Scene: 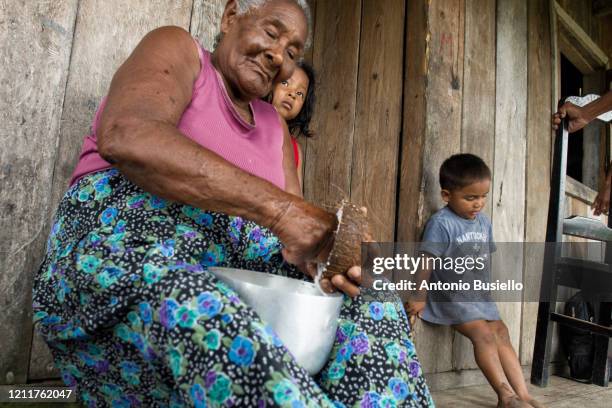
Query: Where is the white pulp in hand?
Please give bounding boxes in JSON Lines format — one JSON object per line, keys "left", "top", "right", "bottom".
{"left": 315, "top": 262, "right": 328, "bottom": 296}
{"left": 314, "top": 206, "right": 345, "bottom": 295}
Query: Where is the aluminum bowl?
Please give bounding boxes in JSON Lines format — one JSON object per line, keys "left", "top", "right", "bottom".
{"left": 208, "top": 267, "right": 343, "bottom": 375}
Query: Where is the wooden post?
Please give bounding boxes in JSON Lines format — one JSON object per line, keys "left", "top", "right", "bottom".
{"left": 491, "top": 0, "right": 528, "bottom": 354}
{"left": 453, "top": 0, "right": 496, "bottom": 371}
{"left": 0, "top": 1, "right": 79, "bottom": 385}
{"left": 521, "top": 0, "right": 552, "bottom": 366}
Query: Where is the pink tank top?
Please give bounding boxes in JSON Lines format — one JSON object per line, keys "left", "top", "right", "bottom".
{"left": 70, "top": 42, "right": 285, "bottom": 189}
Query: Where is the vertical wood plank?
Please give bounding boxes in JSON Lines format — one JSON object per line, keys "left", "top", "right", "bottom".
{"left": 520, "top": 0, "right": 552, "bottom": 366}
{"left": 350, "top": 0, "right": 405, "bottom": 241}
{"left": 32, "top": 0, "right": 193, "bottom": 381}
{"left": 396, "top": 0, "right": 428, "bottom": 242}
{"left": 460, "top": 0, "right": 496, "bottom": 203}
{"left": 492, "top": 0, "right": 528, "bottom": 352}
{"left": 413, "top": 0, "right": 465, "bottom": 374}
{"left": 304, "top": 0, "right": 362, "bottom": 207}
{"left": 421, "top": 0, "right": 465, "bottom": 216}
{"left": 0, "top": 0, "right": 79, "bottom": 384}
{"left": 190, "top": 0, "right": 226, "bottom": 51}
{"left": 453, "top": 0, "right": 496, "bottom": 371}
{"left": 294, "top": 0, "right": 315, "bottom": 185}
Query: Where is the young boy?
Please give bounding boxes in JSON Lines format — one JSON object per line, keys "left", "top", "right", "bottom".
{"left": 406, "top": 154, "right": 544, "bottom": 408}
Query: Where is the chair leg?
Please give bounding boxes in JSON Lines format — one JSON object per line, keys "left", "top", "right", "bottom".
{"left": 592, "top": 302, "right": 611, "bottom": 386}
{"left": 531, "top": 301, "right": 556, "bottom": 387}
{"left": 532, "top": 252, "right": 561, "bottom": 387}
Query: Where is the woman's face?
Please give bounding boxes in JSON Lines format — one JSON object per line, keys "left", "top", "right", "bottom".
{"left": 216, "top": 0, "right": 308, "bottom": 102}
{"left": 272, "top": 67, "right": 309, "bottom": 120}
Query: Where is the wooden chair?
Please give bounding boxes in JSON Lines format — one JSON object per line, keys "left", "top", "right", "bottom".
{"left": 531, "top": 119, "right": 612, "bottom": 387}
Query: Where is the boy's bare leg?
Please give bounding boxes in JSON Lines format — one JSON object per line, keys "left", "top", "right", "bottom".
{"left": 454, "top": 320, "right": 530, "bottom": 408}
{"left": 489, "top": 320, "right": 545, "bottom": 408}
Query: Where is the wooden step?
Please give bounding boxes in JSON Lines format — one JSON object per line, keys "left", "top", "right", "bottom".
{"left": 563, "top": 215, "right": 612, "bottom": 241}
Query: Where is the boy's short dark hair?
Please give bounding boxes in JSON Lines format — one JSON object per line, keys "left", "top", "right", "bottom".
{"left": 439, "top": 153, "right": 491, "bottom": 191}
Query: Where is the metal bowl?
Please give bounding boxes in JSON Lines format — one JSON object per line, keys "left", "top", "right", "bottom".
{"left": 208, "top": 267, "right": 343, "bottom": 375}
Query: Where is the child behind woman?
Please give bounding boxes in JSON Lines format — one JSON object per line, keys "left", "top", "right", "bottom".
{"left": 269, "top": 61, "right": 316, "bottom": 189}
{"left": 406, "top": 154, "right": 544, "bottom": 408}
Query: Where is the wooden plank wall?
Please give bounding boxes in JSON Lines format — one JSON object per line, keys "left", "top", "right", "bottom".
{"left": 411, "top": 0, "right": 465, "bottom": 375}
{"left": 304, "top": 1, "right": 362, "bottom": 209}
{"left": 396, "top": 0, "right": 428, "bottom": 244}
{"left": 7, "top": 0, "right": 608, "bottom": 390}
{"left": 453, "top": 0, "right": 496, "bottom": 371}
{"left": 491, "top": 0, "right": 528, "bottom": 354}
{"left": 0, "top": 0, "right": 225, "bottom": 384}
{"left": 521, "top": 0, "right": 552, "bottom": 365}
{"left": 0, "top": 1, "right": 79, "bottom": 385}
{"left": 350, "top": 0, "right": 405, "bottom": 242}
{"left": 397, "top": 0, "right": 552, "bottom": 381}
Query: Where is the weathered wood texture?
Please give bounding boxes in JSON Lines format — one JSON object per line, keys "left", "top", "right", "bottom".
{"left": 291, "top": 0, "right": 315, "bottom": 185}
{"left": 421, "top": 0, "right": 465, "bottom": 217}
{"left": 29, "top": 0, "right": 210, "bottom": 381}
{"left": 411, "top": 0, "right": 466, "bottom": 374}
{"left": 555, "top": 1, "right": 608, "bottom": 74}
{"left": 191, "top": 0, "right": 226, "bottom": 51}
{"left": 304, "top": 0, "right": 361, "bottom": 207}
{"left": 350, "top": 0, "right": 405, "bottom": 241}
{"left": 492, "top": 0, "right": 528, "bottom": 354}
{"left": 452, "top": 0, "right": 496, "bottom": 371}
{"left": 558, "top": 0, "right": 606, "bottom": 51}
{"left": 396, "top": 0, "right": 428, "bottom": 243}
{"left": 0, "top": 0, "right": 79, "bottom": 385}
{"left": 520, "top": 0, "right": 552, "bottom": 366}
{"left": 460, "top": 0, "right": 496, "bottom": 203}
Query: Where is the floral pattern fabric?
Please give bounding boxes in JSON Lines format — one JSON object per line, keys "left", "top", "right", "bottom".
{"left": 33, "top": 170, "right": 434, "bottom": 407}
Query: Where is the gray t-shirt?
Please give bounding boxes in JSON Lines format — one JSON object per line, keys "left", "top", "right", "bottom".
{"left": 417, "top": 206, "right": 500, "bottom": 325}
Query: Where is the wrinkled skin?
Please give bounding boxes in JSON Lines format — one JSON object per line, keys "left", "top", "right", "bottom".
{"left": 96, "top": 0, "right": 361, "bottom": 296}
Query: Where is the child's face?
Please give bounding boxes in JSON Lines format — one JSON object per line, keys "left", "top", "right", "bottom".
{"left": 442, "top": 178, "right": 491, "bottom": 220}
{"left": 271, "top": 67, "right": 309, "bottom": 120}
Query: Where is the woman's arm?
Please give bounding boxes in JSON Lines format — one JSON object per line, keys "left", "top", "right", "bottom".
{"left": 593, "top": 161, "right": 612, "bottom": 216}
{"left": 97, "top": 26, "right": 335, "bottom": 266}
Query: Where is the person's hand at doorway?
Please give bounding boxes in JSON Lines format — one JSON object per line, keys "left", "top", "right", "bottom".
{"left": 552, "top": 90, "right": 612, "bottom": 133}
{"left": 592, "top": 162, "right": 612, "bottom": 216}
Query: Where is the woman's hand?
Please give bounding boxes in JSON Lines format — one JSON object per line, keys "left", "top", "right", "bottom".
{"left": 272, "top": 199, "right": 336, "bottom": 264}
{"left": 552, "top": 102, "right": 589, "bottom": 133}
{"left": 323, "top": 266, "right": 362, "bottom": 298}
{"left": 299, "top": 262, "right": 362, "bottom": 298}
{"left": 275, "top": 202, "right": 366, "bottom": 297}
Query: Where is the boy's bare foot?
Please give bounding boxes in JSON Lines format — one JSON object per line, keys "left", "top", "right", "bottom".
{"left": 497, "top": 395, "right": 532, "bottom": 408}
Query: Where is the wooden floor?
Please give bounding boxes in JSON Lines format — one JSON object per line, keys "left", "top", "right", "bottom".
{"left": 1, "top": 375, "right": 609, "bottom": 407}
{"left": 431, "top": 375, "right": 612, "bottom": 407}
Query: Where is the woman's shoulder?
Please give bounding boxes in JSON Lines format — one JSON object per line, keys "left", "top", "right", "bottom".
{"left": 252, "top": 99, "right": 284, "bottom": 130}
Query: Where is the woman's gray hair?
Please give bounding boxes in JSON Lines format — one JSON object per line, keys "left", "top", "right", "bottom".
{"left": 214, "top": 0, "right": 312, "bottom": 50}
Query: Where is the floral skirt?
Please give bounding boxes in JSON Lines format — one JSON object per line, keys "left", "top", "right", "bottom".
{"left": 32, "top": 169, "right": 434, "bottom": 407}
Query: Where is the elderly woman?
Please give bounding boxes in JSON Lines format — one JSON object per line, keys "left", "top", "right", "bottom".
{"left": 33, "top": 0, "right": 433, "bottom": 406}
